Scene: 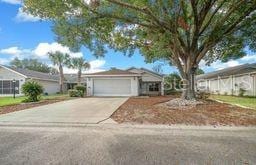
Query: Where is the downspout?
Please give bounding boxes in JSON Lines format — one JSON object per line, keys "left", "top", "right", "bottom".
{"left": 231, "top": 75, "right": 233, "bottom": 96}
{"left": 161, "top": 76, "right": 165, "bottom": 96}
{"left": 218, "top": 76, "right": 220, "bottom": 94}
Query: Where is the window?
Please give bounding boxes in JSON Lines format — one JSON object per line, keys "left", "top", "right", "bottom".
{"left": 148, "top": 83, "right": 159, "bottom": 92}
{"left": 0, "top": 80, "right": 19, "bottom": 94}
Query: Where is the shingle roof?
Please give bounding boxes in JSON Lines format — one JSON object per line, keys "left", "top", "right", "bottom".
{"left": 85, "top": 68, "right": 139, "bottom": 76}
{"left": 196, "top": 63, "right": 256, "bottom": 80}
{"left": 2, "top": 65, "right": 60, "bottom": 81}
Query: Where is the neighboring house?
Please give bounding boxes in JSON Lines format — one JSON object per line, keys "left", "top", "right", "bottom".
{"left": 0, "top": 65, "right": 65, "bottom": 96}
{"left": 85, "top": 67, "right": 164, "bottom": 96}
{"left": 64, "top": 74, "right": 87, "bottom": 89}
{"left": 196, "top": 63, "right": 256, "bottom": 96}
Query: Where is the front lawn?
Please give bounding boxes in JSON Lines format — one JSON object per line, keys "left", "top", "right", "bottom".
{"left": 0, "top": 94, "right": 72, "bottom": 115}
{"left": 0, "top": 94, "right": 69, "bottom": 107}
{"left": 210, "top": 95, "right": 256, "bottom": 110}
{"left": 111, "top": 96, "right": 256, "bottom": 126}
{"left": 0, "top": 96, "right": 26, "bottom": 106}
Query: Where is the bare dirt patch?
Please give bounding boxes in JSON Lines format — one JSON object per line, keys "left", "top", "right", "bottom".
{"left": 0, "top": 97, "right": 72, "bottom": 115}
{"left": 111, "top": 96, "right": 256, "bottom": 126}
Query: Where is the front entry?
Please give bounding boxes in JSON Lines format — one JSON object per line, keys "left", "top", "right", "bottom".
{"left": 139, "top": 82, "right": 161, "bottom": 96}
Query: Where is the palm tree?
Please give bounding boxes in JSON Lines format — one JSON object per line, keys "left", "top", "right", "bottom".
{"left": 70, "top": 57, "right": 90, "bottom": 85}
{"left": 48, "top": 51, "right": 70, "bottom": 93}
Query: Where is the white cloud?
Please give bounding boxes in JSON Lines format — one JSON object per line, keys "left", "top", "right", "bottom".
{"left": 62, "top": 59, "right": 106, "bottom": 74}
{"left": 0, "top": 0, "right": 21, "bottom": 5}
{"left": 15, "top": 7, "right": 40, "bottom": 22}
{"left": 0, "top": 58, "right": 9, "bottom": 65}
{"left": 0, "top": 43, "right": 106, "bottom": 74}
{"left": 0, "top": 47, "right": 23, "bottom": 55}
{"left": 200, "top": 60, "right": 240, "bottom": 71}
{"left": 200, "top": 54, "right": 256, "bottom": 72}
{"left": 87, "top": 60, "right": 106, "bottom": 73}
{"left": 33, "top": 42, "right": 83, "bottom": 58}
{"left": 0, "top": 42, "right": 84, "bottom": 59}
{"left": 240, "top": 54, "right": 256, "bottom": 61}
{"left": 89, "top": 60, "right": 106, "bottom": 69}
{"left": 0, "top": 46, "right": 32, "bottom": 60}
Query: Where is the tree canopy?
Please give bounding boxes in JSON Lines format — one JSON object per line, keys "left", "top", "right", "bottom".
{"left": 24, "top": 0, "right": 256, "bottom": 99}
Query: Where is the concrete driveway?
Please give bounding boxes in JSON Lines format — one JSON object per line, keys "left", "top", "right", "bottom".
{"left": 0, "top": 97, "right": 128, "bottom": 124}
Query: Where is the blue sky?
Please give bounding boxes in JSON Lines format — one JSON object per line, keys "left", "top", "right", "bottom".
{"left": 0, "top": 0, "right": 255, "bottom": 74}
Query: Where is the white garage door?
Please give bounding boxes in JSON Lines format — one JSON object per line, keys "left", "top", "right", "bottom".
{"left": 93, "top": 79, "right": 131, "bottom": 96}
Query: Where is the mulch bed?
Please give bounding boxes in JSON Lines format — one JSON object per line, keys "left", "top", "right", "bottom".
{"left": 111, "top": 95, "right": 256, "bottom": 126}
{"left": 0, "top": 97, "right": 71, "bottom": 115}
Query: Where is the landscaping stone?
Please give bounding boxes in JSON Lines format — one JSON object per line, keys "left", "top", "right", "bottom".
{"left": 165, "top": 98, "right": 203, "bottom": 109}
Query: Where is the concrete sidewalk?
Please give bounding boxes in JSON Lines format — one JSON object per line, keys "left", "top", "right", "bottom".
{"left": 0, "top": 97, "right": 128, "bottom": 124}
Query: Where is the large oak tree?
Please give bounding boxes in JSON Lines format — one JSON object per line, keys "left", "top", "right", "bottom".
{"left": 24, "top": 0, "right": 256, "bottom": 100}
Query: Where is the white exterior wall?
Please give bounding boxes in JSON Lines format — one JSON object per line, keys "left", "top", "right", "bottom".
{"left": 129, "top": 68, "right": 164, "bottom": 95}
{"left": 0, "top": 67, "right": 26, "bottom": 96}
{"left": 86, "top": 76, "right": 139, "bottom": 96}
{"left": 197, "top": 72, "right": 256, "bottom": 96}
{"left": 209, "top": 79, "right": 218, "bottom": 94}
{"left": 33, "top": 79, "right": 60, "bottom": 94}
{"left": 219, "top": 77, "right": 233, "bottom": 95}
{"left": 233, "top": 74, "right": 254, "bottom": 96}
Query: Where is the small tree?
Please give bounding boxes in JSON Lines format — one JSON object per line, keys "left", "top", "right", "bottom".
{"left": 22, "top": 80, "right": 44, "bottom": 102}
{"left": 69, "top": 57, "right": 90, "bottom": 85}
{"left": 48, "top": 51, "right": 70, "bottom": 93}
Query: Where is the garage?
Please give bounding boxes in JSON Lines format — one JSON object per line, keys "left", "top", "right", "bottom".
{"left": 85, "top": 68, "right": 140, "bottom": 97}
{"left": 93, "top": 79, "right": 131, "bottom": 96}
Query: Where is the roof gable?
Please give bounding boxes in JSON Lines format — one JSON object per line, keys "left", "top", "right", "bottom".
{"left": 85, "top": 68, "right": 139, "bottom": 76}
{"left": 1, "top": 65, "right": 60, "bottom": 82}
{"left": 127, "top": 67, "right": 163, "bottom": 78}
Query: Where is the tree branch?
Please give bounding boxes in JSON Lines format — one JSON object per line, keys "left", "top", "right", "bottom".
{"left": 106, "top": 0, "right": 170, "bottom": 30}
{"left": 199, "top": 0, "right": 227, "bottom": 35}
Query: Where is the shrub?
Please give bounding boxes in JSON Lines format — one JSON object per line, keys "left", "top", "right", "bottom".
{"left": 196, "top": 91, "right": 210, "bottom": 100}
{"left": 68, "top": 89, "right": 83, "bottom": 97}
{"left": 238, "top": 88, "right": 246, "bottom": 97}
{"left": 21, "top": 80, "right": 44, "bottom": 102}
{"left": 74, "top": 85, "right": 86, "bottom": 97}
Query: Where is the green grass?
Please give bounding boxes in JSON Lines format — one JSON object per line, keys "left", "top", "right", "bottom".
{"left": 210, "top": 95, "right": 256, "bottom": 110}
{"left": 0, "top": 94, "right": 69, "bottom": 107}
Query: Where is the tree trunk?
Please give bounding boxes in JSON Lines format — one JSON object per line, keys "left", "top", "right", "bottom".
{"left": 59, "top": 65, "right": 64, "bottom": 94}
{"left": 181, "top": 68, "right": 197, "bottom": 100}
{"left": 77, "top": 69, "right": 82, "bottom": 85}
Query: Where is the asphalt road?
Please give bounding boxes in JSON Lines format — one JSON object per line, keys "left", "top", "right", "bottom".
{"left": 0, "top": 125, "right": 255, "bottom": 165}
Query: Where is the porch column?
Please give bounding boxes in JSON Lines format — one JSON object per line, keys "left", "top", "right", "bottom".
{"left": 161, "top": 77, "right": 164, "bottom": 95}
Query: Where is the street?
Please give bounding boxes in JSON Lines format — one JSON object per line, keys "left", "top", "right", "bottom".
{"left": 0, "top": 125, "right": 255, "bottom": 165}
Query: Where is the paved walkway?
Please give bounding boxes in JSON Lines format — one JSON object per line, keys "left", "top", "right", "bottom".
{"left": 0, "top": 97, "right": 128, "bottom": 124}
